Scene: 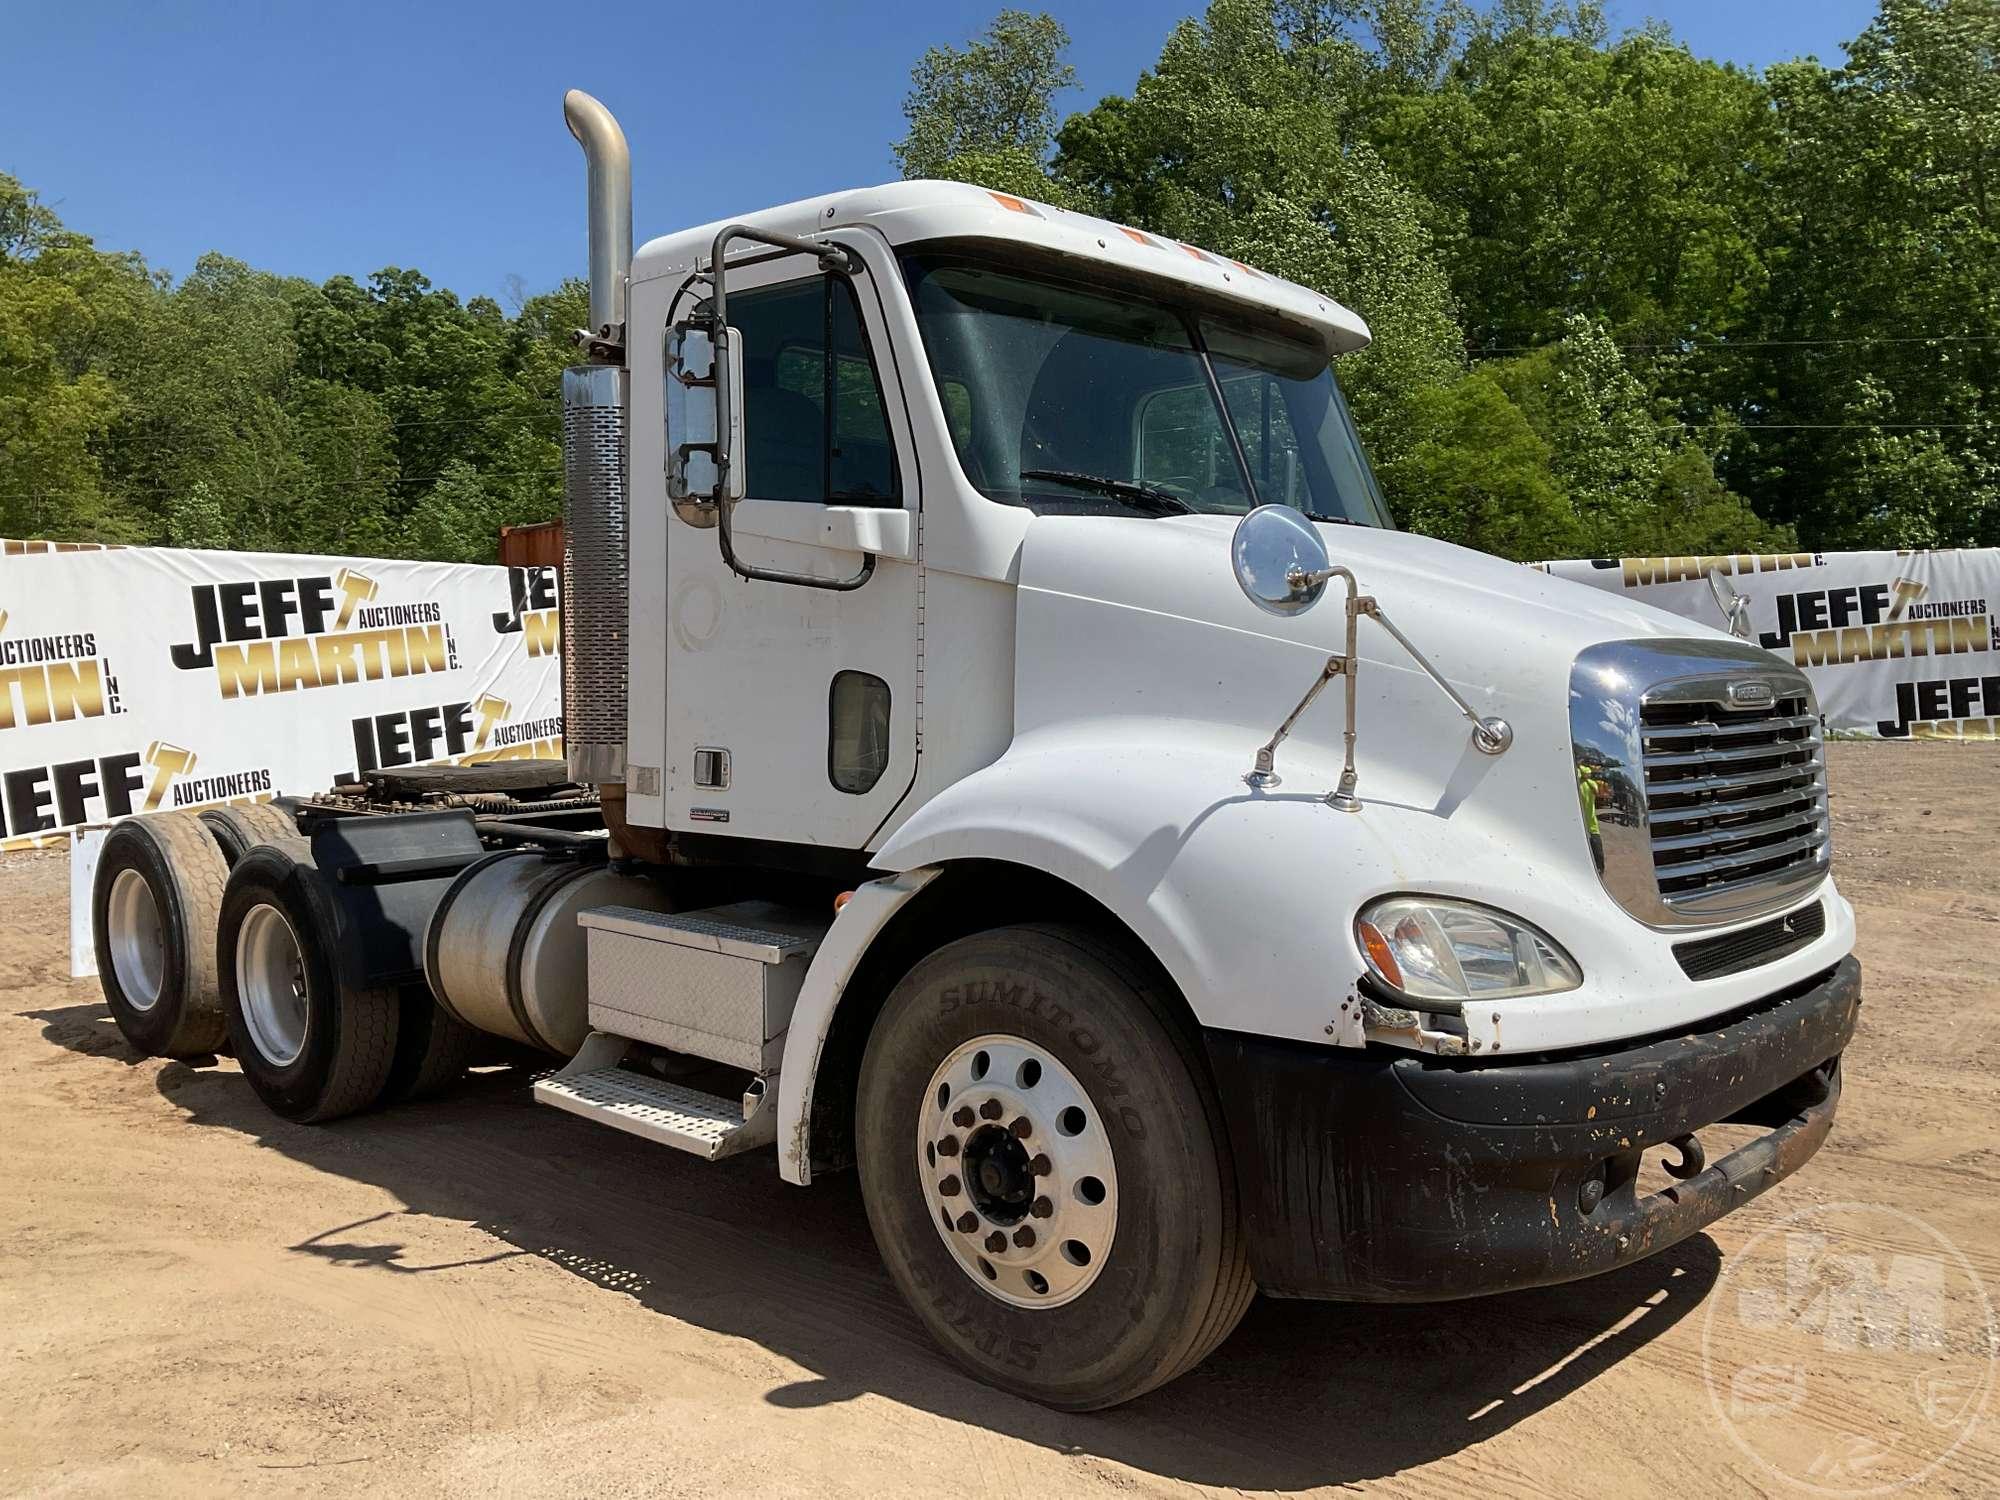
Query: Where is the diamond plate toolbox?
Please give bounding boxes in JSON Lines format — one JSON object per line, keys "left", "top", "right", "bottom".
{"left": 578, "top": 901, "right": 824, "bottom": 1071}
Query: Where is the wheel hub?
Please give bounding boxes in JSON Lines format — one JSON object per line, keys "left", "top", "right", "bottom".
{"left": 917, "top": 1035, "right": 1119, "bottom": 1309}
{"left": 963, "top": 1125, "right": 1033, "bottom": 1224}
{"left": 237, "top": 902, "right": 309, "bottom": 1067}
{"left": 106, "top": 868, "right": 167, "bottom": 1012}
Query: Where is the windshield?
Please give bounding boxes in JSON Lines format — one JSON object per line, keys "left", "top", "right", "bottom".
{"left": 901, "top": 251, "right": 1392, "bottom": 527}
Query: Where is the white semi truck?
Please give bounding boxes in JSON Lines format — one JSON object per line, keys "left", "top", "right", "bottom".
{"left": 88, "top": 91, "right": 1861, "bottom": 1410}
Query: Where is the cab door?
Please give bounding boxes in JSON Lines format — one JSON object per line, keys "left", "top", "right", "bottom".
{"left": 661, "top": 236, "right": 920, "bottom": 849}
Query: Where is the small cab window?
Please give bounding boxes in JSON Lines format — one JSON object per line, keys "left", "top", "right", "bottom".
{"left": 729, "top": 275, "right": 900, "bottom": 506}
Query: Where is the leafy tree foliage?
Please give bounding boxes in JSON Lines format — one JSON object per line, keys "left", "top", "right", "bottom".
{"left": 3, "top": 2, "right": 1991, "bottom": 564}
{"left": 895, "top": 10, "right": 1078, "bottom": 181}
{"left": 897, "top": 0, "right": 1994, "bottom": 559}
{"left": 0, "top": 174, "right": 574, "bottom": 561}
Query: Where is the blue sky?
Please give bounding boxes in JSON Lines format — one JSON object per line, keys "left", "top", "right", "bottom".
{"left": 7, "top": 1, "right": 1879, "bottom": 305}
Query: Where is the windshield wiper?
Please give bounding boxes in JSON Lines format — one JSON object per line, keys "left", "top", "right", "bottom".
{"left": 1018, "top": 469, "right": 1195, "bottom": 515}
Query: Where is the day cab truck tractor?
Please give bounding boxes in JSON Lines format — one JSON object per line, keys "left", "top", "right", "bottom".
{"left": 88, "top": 90, "right": 1862, "bottom": 1411}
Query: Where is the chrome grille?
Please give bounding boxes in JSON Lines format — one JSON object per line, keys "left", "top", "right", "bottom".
{"left": 1570, "top": 638, "right": 1834, "bottom": 928}
{"left": 1641, "top": 692, "right": 1828, "bottom": 915}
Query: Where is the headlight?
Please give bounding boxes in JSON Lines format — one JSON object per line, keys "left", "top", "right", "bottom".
{"left": 1355, "top": 897, "right": 1581, "bottom": 1007}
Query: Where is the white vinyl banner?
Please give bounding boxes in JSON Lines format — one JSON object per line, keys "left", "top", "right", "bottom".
{"left": 0, "top": 538, "right": 564, "bottom": 850}
{"left": 1539, "top": 548, "right": 2000, "bottom": 739}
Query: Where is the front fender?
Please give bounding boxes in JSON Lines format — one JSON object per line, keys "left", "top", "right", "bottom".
{"left": 873, "top": 729, "right": 1381, "bottom": 1050}
{"left": 868, "top": 722, "right": 1856, "bottom": 1061}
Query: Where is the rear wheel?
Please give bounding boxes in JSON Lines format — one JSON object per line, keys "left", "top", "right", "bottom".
{"left": 198, "top": 802, "right": 297, "bottom": 866}
{"left": 384, "top": 986, "right": 477, "bottom": 1103}
{"left": 92, "top": 812, "right": 230, "bottom": 1058}
{"left": 855, "top": 924, "right": 1252, "bottom": 1410}
{"left": 218, "top": 838, "right": 399, "bottom": 1122}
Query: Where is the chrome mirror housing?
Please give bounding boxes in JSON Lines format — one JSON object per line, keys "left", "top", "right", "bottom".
{"left": 1707, "top": 567, "right": 1753, "bottom": 640}
{"left": 665, "top": 321, "right": 745, "bottom": 510}
{"left": 1232, "top": 505, "right": 1330, "bottom": 616}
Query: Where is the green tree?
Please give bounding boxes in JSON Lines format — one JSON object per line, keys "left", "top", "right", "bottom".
{"left": 895, "top": 10, "right": 1077, "bottom": 182}
{"left": 1723, "top": 0, "right": 1999, "bottom": 546}
{"left": 1057, "top": 0, "right": 1466, "bottom": 473}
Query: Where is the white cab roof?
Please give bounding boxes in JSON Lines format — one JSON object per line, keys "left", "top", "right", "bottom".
{"left": 629, "top": 180, "right": 1372, "bottom": 357}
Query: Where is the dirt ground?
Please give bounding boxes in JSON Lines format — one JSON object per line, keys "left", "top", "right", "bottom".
{"left": 3, "top": 741, "right": 1998, "bottom": 1498}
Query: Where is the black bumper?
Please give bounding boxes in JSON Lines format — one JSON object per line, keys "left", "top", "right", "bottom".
{"left": 1204, "top": 956, "right": 1861, "bottom": 1302}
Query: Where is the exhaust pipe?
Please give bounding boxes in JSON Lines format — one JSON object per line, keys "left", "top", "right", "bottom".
{"left": 559, "top": 90, "right": 631, "bottom": 787}
{"left": 562, "top": 89, "right": 632, "bottom": 343}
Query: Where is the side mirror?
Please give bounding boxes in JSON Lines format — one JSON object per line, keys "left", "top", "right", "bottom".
{"left": 666, "top": 321, "right": 746, "bottom": 505}
{"left": 1231, "top": 505, "right": 1331, "bottom": 616}
{"left": 1707, "top": 567, "right": 1752, "bottom": 639}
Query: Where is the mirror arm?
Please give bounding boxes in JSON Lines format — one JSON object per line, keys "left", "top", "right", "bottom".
{"left": 699, "top": 224, "right": 873, "bottom": 592}
{"left": 1360, "top": 599, "right": 1514, "bottom": 756}
{"left": 1250, "top": 567, "right": 1511, "bottom": 807}
{"left": 1250, "top": 566, "right": 1362, "bottom": 810}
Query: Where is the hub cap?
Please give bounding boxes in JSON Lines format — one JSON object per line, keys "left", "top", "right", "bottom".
{"left": 236, "top": 903, "right": 309, "bottom": 1067}
{"left": 106, "top": 869, "right": 166, "bottom": 1012}
{"left": 918, "top": 1034, "right": 1118, "bottom": 1309}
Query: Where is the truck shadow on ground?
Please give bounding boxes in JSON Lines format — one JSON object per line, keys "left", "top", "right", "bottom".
{"left": 34, "top": 999, "right": 1721, "bottom": 1491}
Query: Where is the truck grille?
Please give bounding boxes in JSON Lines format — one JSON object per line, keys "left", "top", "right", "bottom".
{"left": 1570, "top": 639, "right": 1833, "bottom": 929}
{"left": 1640, "top": 692, "right": 1828, "bottom": 916}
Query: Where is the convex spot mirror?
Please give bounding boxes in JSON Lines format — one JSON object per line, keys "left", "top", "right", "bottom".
{"left": 666, "top": 321, "right": 746, "bottom": 505}
{"left": 1232, "top": 504, "right": 1330, "bottom": 616}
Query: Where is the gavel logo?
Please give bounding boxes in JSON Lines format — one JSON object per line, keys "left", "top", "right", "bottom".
{"left": 1886, "top": 577, "right": 1929, "bottom": 623}
{"left": 473, "top": 695, "right": 512, "bottom": 750}
{"left": 142, "top": 741, "right": 197, "bottom": 811}
{"left": 333, "top": 568, "right": 379, "bottom": 629}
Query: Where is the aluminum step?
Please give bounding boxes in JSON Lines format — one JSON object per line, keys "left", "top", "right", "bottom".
{"left": 532, "top": 1033, "right": 774, "bottom": 1160}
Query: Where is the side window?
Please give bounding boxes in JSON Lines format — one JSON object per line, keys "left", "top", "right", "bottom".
{"left": 1220, "top": 373, "right": 1309, "bottom": 508}
{"left": 1135, "top": 384, "right": 1249, "bottom": 507}
{"left": 731, "top": 275, "right": 901, "bottom": 506}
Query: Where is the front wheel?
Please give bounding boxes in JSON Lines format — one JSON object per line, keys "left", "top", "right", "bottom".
{"left": 855, "top": 924, "right": 1252, "bottom": 1410}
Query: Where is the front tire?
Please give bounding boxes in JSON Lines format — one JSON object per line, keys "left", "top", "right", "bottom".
{"left": 217, "top": 838, "right": 399, "bottom": 1122}
{"left": 856, "top": 924, "right": 1252, "bottom": 1409}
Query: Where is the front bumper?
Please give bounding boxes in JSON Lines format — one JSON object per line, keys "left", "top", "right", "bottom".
{"left": 1204, "top": 956, "right": 1861, "bottom": 1301}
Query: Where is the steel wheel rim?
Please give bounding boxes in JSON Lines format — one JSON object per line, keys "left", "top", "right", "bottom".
{"left": 918, "top": 1033, "right": 1119, "bottom": 1309}
{"left": 237, "top": 903, "right": 309, "bottom": 1067}
{"left": 107, "top": 868, "right": 167, "bottom": 1012}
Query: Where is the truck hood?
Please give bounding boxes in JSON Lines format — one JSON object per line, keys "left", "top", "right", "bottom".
{"left": 1009, "top": 512, "right": 1733, "bottom": 811}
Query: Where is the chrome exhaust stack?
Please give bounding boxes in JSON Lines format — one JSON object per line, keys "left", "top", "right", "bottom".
{"left": 559, "top": 90, "right": 631, "bottom": 786}
{"left": 563, "top": 89, "right": 632, "bottom": 348}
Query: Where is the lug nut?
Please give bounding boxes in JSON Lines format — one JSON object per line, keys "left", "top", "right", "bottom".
{"left": 956, "top": 1212, "right": 978, "bottom": 1233}
{"left": 939, "top": 1175, "right": 961, "bottom": 1197}
{"left": 1013, "top": 1226, "right": 1036, "bottom": 1249}
{"left": 979, "top": 1099, "right": 1004, "bottom": 1121}
{"left": 985, "top": 1231, "right": 1007, "bottom": 1254}
{"left": 1031, "top": 1196, "right": 1054, "bottom": 1219}
{"left": 1029, "top": 1154, "right": 1052, "bottom": 1176}
{"left": 1010, "top": 1116, "right": 1032, "bottom": 1138}
{"left": 952, "top": 1106, "right": 975, "bottom": 1129}
{"left": 937, "top": 1135, "right": 959, "bottom": 1157}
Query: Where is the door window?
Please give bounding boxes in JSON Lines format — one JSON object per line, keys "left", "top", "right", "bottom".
{"left": 731, "top": 275, "right": 900, "bottom": 506}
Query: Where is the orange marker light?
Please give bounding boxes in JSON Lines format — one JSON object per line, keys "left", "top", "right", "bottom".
{"left": 987, "top": 191, "right": 1041, "bottom": 217}
{"left": 1118, "top": 225, "right": 1155, "bottom": 247}
{"left": 1356, "top": 919, "right": 1403, "bottom": 989}
{"left": 834, "top": 890, "right": 855, "bottom": 913}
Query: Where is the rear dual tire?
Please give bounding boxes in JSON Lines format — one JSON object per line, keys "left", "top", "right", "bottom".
{"left": 217, "top": 839, "right": 475, "bottom": 1122}
{"left": 93, "top": 812, "right": 231, "bottom": 1059}
{"left": 198, "top": 802, "right": 298, "bottom": 866}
